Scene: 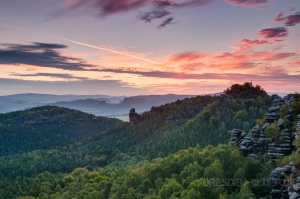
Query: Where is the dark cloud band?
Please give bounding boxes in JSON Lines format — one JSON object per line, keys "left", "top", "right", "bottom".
{"left": 0, "top": 42, "right": 91, "bottom": 71}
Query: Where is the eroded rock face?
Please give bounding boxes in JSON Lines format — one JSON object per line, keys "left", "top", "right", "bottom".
{"left": 271, "top": 94, "right": 283, "bottom": 105}
{"left": 296, "top": 114, "right": 300, "bottom": 129}
{"left": 230, "top": 94, "right": 296, "bottom": 162}
{"left": 251, "top": 125, "right": 261, "bottom": 138}
{"left": 230, "top": 129, "right": 244, "bottom": 142}
{"left": 268, "top": 128, "right": 293, "bottom": 162}
{"left": 266, "top": 112, "right": 279, "bottom": 122}
{"left": 129, "top": 108, "right": 141, "bottom": 126}
{"left": 269, "top": 162, "right": 300, "bottom": 199}
{"left": 229, "top": 94, "right": 299, "bottom": 198}
{"left": 269, "top": 164, "right": 293, "bottom": 199}
{"left": 269, "top": 101, "right": 300, "bottom": 199}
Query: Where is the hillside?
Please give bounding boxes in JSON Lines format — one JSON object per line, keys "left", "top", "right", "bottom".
{"left": 0, "top": 82, "right": 287, "bottom": 199}
{"left": 0, "top": 106, "right": 121, "bottom": 156}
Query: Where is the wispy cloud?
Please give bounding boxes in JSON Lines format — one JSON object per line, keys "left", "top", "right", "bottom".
{"left": 157, "top": 17, "right": 174, "bottom": 29}
{"left": 62, "top": 0, "right": 149, "bottom": 17}
{"left": 171, "top": 52, "right": 207, "bottom": 62}
{"left": 11, "top": 72, "right": 89, "bottom": 80}
{"left": 139, "top": 9, "right": 170, "bottom": 23}
{"left": 237, "top": 39, "right": 270, "bottom": 49}
{"left": 225, "top": 0, "right": 269, "bottom": 7}
{"left": 56, "top": 0, "right": 216, "bottom": 29}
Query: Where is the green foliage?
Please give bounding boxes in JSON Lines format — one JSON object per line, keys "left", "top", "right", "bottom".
{"left": 0, "top": 144, "right": 272, "bottom": 199}
{"left": 0, "top": 106, "right": 121, "bottom": 156}
{"left": 237, "top": 181, "right": 256, "bottom": 199}
{"left": 224, "top": 82, "right": 269, "bottom": 100}
{"left": 234, "top": 110, "right": 248, "bottom": 121}
{"left": 0, "top": 83, "right": 275, "bottom": 199}
{"left": 264, "top": 124, "right": 280, "bottom": 141}
{"left": 279, "top": 93, "right": 300, "bottom": 129}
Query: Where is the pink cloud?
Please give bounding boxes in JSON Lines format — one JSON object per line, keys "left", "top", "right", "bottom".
{"left": 179, "top": 62, "right": 205, "bottom": 71}
{"left": 225, "top": 0, "right": 268, "bottom": 7}
{"left": 273, "top": 11, "right": 300, "bottom": 26}
{"left": 234, "top": 39, "right": 270, "bottom": 49}
{"left": 171, "top": 52, "right": 207, "bottom": 62}
{"left": 252, "top": 51, "right": 297, "bottom": 61}
{"left": 293, "top": 61, "right": 300, "bottom": 65}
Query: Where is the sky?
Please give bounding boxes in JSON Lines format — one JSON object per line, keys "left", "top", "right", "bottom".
{"left": 0, "top": 0, "right": 300, "bottom": 96}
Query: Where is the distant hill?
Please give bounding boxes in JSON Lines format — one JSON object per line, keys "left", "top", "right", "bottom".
{"left": 0, "top": 93, "right": 196, "bottom": 117}
{"left": 0, "top": 106, "right": 121, "bottom": 156}
{"left": 50, "top": 94, "right": 197, "bottom": 116}
{"left": 0, "top": 93, "right": 124, "bottom": 113}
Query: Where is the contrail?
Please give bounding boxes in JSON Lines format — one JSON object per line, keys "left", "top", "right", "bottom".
{"left": 0, "top": 22, "right": 160, "bottom": 65}
{"left": 55, "top": 36, "right": 160, "bottom": 64}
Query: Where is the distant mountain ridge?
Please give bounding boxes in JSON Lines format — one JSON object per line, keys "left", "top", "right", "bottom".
{"left": 0, "top": 93, "right": 198, "bottom": 117}
{"left": 50, "top": 94, "right": 197, "bottom": 116}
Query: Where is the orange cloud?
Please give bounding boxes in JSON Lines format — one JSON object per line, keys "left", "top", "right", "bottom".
{"left": 171, "top": 52, "right": 207, "bottom": 62}
{"left": 179, "top": 62, "right": 205, "bottom": 71}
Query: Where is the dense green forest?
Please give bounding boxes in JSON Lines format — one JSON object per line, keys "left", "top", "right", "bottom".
{"left": 0, "top": 106, "right": 121, "bottom": 156}
{"left": 2, "top": 82, "right": 293, "bottom": 199}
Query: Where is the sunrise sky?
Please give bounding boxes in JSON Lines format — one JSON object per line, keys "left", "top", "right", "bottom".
{"left": 0, "top": 0, "right": 300, "bottom": 96}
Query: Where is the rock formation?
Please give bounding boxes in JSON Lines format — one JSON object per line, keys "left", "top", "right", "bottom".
{"left": 230, "top": 94, "right": 300, "bottom": 198}
{"left": 230, "top": 94, "right": 295, "bottom": 160}
{"left": 269, "top": 114, "right": 300, "bottom": 199}
{"left": 129, "top": 108, "right": 141, "bottom": 126}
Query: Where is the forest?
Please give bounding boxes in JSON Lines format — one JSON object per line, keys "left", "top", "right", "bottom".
{"left": 0, "top": 82, "right": 299, "bottom": 199}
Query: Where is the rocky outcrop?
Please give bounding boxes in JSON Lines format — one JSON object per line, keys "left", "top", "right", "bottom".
{"left": 230, "top": 94, "right": 296, "bottom": 160}
{"left": 269, "top": 161, "right": 300, "bottom": 199}
{"left": 269, "top": 163, "right": 293, "bottom": 199}
{"left": 230, "top": 93, "right": 299, "bottom": 199}
{"left": 129, "top": 108, "right": 141, "bottom": 126}
{"left": 268, "top": 128, "right": 293, "bottom": 162}
{"left": 269, "top": 114, "right": 300, "bottom": 198}
{"left": 271, "top": 94, "right": 283, "bottom": 104}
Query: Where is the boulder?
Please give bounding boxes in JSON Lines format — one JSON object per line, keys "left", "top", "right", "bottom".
{"left": 293, "top": 183, "right": 300, "bottom": 193}
{"left": 270, "top": 189, "right": 289, "bottom": 199}
{"left": 277, "top": 118, "right": 285, "bottom": 128}
{"left": 269, "top": 106, "right": 281, "bottom": 112}
{"left": 290, "top": 192, "right": 300, "bottom": 199}
{"left": 266, "top": 112, "right": 278, "bottom": 121}
{"left": 230, "top": 129, "right": 243, "bottom": 142}
{"left": 251, "top": 125, "right": 261, "bottom": 138}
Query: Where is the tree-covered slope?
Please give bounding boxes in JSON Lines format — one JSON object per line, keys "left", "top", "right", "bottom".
{"left": 0, "top": 83, "right": 272, "bottom": 180}
{"left": 4, "top": 144, "right": 273, "bottom": 199}
{"left": 0, "top": 106, "right": 121, "bottom": 156}
{"left": 0, "top": 83, "right": 275, "bottom": 198}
